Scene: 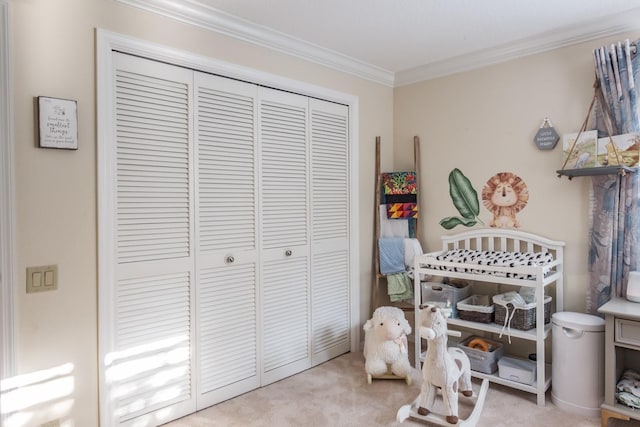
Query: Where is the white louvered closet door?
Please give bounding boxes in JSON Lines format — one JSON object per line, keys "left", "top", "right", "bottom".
{"left": 102, "top": 51, "right": 353, "bottom": 426}
{"left": 309, "top": 99, "right": 351, "bottom": 365}
{"left": 193, "top": 72, "right": 260, "bottom": 408}
{"left": 109, "top": 53, "right": 196, "bottom": 426}
{"left": 258, "top": 87, "right": 312, "bottom": 385}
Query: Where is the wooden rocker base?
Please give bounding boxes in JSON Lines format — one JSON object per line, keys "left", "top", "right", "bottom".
{"left": 396, "top": 379, "right": 489, "bottom": 426}
{"left": 367, "top": 372, "right": 412, "bottom": 385}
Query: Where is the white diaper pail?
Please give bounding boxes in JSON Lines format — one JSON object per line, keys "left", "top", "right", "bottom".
{"left": 551, "top": 312, "right": 605, "bottom": 417}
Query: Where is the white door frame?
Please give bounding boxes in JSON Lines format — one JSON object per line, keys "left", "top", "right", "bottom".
{"left": 97, "top": 29, "right": 360, "bottom": 426}
{"left": 0, "top": 0, "right": 16, "bottom": 422}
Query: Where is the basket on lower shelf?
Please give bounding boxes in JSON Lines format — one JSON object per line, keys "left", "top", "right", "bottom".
{"left": 457, "top": 295, "right": 494, "bottom": 323}
{"left": 458, "top": 335, "right": 504, "bottom": 374}
{"left": 498, "top": 356, "right": 537, "bottom": 385}
{"left": 493, "top": 294, "right": 552, "bottom": 331}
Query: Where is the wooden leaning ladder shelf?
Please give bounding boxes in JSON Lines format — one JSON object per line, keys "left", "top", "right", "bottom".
{"left": 372, "top": 135, "right": 421, "bottom": 313}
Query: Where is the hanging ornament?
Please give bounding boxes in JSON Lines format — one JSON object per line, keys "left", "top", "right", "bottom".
{"left": 534, "top": 117, "right": 559, "bottom": 150}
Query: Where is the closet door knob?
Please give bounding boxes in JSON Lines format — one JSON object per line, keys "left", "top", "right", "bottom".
{"left": 225, "top": 256, "right": 235, "bottom": 264}
{"left": 285, "top": 249, "right": 292, "bottom": 257}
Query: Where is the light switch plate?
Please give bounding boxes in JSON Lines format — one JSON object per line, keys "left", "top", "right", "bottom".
{"left": 26, "top": 265, "right": 58, "bottom": 293}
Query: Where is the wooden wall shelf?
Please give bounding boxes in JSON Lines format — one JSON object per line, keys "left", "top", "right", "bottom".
{"left": 556, "top": 166, "right": 637, "bottom": 180}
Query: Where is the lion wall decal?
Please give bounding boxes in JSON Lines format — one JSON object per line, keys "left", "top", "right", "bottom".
{"left": 481, "top": 172, "right": 529, "bottom": 228}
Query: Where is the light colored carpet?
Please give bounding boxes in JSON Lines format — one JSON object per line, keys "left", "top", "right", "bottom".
{"left": 163, "top": 351, "right": 640, "bottom": 427}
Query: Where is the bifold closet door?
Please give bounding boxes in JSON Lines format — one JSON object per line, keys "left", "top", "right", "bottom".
{"left": 107, "top": 53, "right": 196, "bottom": 426}
{"left": 258, "top": 87, "right": 312, "bottom": 385}
{"left": 309, "top": 99, "right": 351, "bottom": 365}
{"left": 103, "top": 52, "right": 352, "bottom": 426}
{"left": 193, "top": 72, "right": 260, "bottom": 408}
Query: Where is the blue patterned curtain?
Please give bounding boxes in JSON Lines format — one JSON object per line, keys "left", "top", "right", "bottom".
{"left": 586, "top": 39, "right": 640, "bottom": 313}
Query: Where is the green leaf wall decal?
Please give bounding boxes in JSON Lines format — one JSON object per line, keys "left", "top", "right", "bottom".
{"left": 448, "top": 168, "right": 480, "bottom": 219}
{"left": 440, "top": 168, "right": 483, "bottom": 230}
{"left": 439, "top": 216, "right": 478, "bottom": 230}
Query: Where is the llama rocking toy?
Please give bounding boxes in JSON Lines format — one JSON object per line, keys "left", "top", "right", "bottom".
{"left": 397, "top": 304, "right": 489, "bottom": 426}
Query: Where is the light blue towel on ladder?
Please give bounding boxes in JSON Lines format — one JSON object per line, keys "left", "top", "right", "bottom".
{"left": 378, "top": 238, "right": 405, "bottom": 275}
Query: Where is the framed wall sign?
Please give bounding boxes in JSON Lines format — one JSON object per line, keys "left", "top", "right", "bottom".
{"left": 37, "top": 96, "right": 78, "bottom": 150}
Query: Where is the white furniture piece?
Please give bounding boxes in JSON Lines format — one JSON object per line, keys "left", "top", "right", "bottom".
{"left": 413, "top": 229, "right": 565, "bottom": 406}
{"left": 598, "top": 297, "right": 640, "bottom": 427}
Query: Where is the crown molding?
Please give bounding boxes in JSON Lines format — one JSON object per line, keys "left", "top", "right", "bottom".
{"left": 116, "top": 0, "right": 640, "bottom": 88}
{"left": 395, "top": 7, "right": 640, "bottom": 86}
{"left": 115, "top": 0, "right": 395, "bottom": 86}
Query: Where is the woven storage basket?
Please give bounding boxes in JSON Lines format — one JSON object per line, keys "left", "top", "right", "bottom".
{"left": 457, "top": 295, "right": 494, "bottom": 323}
{"left": 493, "top": 295, "right": 552, "bottom": 331}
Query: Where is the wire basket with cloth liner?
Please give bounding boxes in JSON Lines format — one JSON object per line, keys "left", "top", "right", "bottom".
{"left": 456, "top": 295, "right": 494, "bottom": 323}
{"left": 493, "top": 289, "right": 551, "bottom": 341}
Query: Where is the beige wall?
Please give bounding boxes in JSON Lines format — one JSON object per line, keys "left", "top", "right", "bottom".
{"left": 394, "top": 32, "right": 640, "bottom": 314}
{"left": 10, "top": 1, "right": 392, "bottom": 425}
{"left": 10, "top": 0, "right": 639, "bottom": 425}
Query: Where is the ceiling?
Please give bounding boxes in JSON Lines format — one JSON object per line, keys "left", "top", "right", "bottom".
{"left": 121, "top": 0, "right": 640, "bottom": 86}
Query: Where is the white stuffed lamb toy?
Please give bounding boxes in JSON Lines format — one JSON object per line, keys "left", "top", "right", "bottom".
{"left": 363, "top": 306, "right": 412, "bottom": 384}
